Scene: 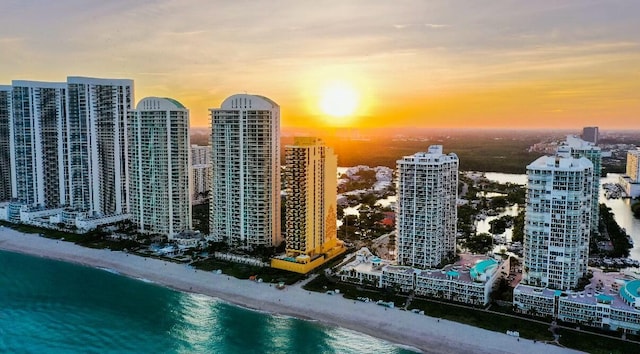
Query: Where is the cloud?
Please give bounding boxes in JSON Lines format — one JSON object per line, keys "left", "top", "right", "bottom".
{"left": 424, "top": 23, "right": 449, "bottom": 29}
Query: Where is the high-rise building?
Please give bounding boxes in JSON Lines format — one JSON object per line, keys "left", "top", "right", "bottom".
{"left": 562, "top": 135, "right": 602, "bottom": 235}
{"left": 619, "top": 149, "right": 640, "bottom": 198}
{"left": 128, "top": 97, "right": 192, "bottom": 237}
{"left": 284, "top": 137, "right": 338, "bottom": 259}
{"left": 626, "top": 149, "right": 640, "bottom": 183}
{"left": 191, "top": 145, "right": 212, "bottom": 205}
{"left": 0, "top": 86, "right": 12, "bottom": 202}
{"left": 10, "top": 81, "right": 68, "bottom": 208}
{"left": 209, "top": 94, "right": 281, "bottom": 248}
{"left": 66, "top": 77, "right": 133, "bottom": 216}
{"left": 396, "top": 145, "right": 458, "bottom": 269}
{"left": 523, "top": 147, "right": 593, "bottom": 290}
{"left": 582, "top": 126, "right": 599, "bottom": 145}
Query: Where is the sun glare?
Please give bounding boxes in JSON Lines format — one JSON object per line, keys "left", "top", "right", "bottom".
{"left": 319, "top": 82, "right": 359, "bottom": 119}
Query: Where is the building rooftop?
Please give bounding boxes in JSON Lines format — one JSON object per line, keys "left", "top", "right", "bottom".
{"left": 417, "top": 254, "right": 501, "bottom": 284}
{"left": 515, "top": 269, "right": 640, "bottom": 313}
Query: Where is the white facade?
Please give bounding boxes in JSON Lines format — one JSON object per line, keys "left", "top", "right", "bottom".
{"left": 0, "top": 86, "right": 12, "bottom": 202}
{"left": 191, "top": 145, "right": 211, "bottom": 205}
{"left": 284, "top": 137, "right": 338, "bottom": 258}
{"left": 562, "top": 135, "right": 602, "bottom": 234}
{"left": 523, "top": 149, "right": 593, "bottom": 290}
{"left": 209, "top": 94, "right": 281, "bottom": 248}
{"left": 396, "top": 145, "right": 458, "bottom": 269}
{"left": 10, "top": 81, "right": 68, "bottom": 209}
{"left": 128, "top": 97, "right": 192, "bottom": 238}
{"left": 66, "top": 77, "right": 133, "bottom": 217}
{"left": 338, "top": 250, "right": 504, "bottom": 306}
{"left": 514, "top": 280, "right": 640, "bottom": 333}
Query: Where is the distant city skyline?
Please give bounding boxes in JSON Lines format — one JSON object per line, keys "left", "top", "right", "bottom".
{"left": 1, "top": 1, "right": 638, "bottom": 130}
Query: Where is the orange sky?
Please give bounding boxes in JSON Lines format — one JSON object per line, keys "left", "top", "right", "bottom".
{"left": 1, "top": 1, "right": 638, "bottom": 129}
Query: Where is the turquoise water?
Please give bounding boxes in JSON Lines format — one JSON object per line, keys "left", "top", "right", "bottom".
{"left": 0, "top": 250, "right": 414, "bottom": 353}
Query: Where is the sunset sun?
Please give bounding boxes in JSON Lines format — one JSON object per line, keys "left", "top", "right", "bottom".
{"left": 319, "top": 82, "right": 359, "bottom": 119}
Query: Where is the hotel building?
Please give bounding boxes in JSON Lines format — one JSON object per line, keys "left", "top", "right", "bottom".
{"left": 191, "top": 145, "right": 211, "bottom": 205}
{"left": 562, "top": 135, "right": 602, "bottom": 234}
{"left": 272, "top": 137, "right": 344, "bottom": 273}
{"left": 0, "top": 86, "right": 12, "bottom": 202}
{"left": 66, "top": 77, "right": 133, "bottom": 217}
{"left": 396, "top": 145, "right": 458, "bottom": 269}
{"left": 209, "top": 94, "right": 281, "bottom": 248}
{"left": 9, "top": 81, "right": 68, "bottom": 208}
{"left": 522, "top": 147, "right": 593, "bottom": 290}
{"left": 128, "top": 97, "right": 192, "bottom": 238}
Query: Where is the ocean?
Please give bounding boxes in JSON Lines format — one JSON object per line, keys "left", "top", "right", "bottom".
{"left": 0, "top": 250, "right": 414, "bottom": 353}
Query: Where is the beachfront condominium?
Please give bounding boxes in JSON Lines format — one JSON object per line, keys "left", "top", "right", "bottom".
{"left": 66, "top": 77, "right": 133, "bottom": 216}
{"left": 128, "top": 97, "right": 192, "bottom": 238}
{"left": 9, "top": 81, "right": 69, "bottom": 208}
{"left": 284, "top": 137, "right": 338, "bottom": 259}
{"left": 396, "top": 145, "right": 458, "bottom": 269}
{"left": 209, "top": 94, "right": 281, "bottom": 248}
{"left": 0, "top": 86, "right": 12, "bottom": 202}
{"left": 523, "top": 147, "right": 593, "bottom": 290}
{"left": 562, "top": 135, "right": 602, "bottom": 235}
{"left": 582, "top": 126, "right": 599, "bottom": 145}
{"left": 191, "top": 144, "right": 212, "bottom": 205}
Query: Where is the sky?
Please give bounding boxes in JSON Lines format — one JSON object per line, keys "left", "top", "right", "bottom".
{"left": 1, "top": 0, "right": 638, "bottom": 130}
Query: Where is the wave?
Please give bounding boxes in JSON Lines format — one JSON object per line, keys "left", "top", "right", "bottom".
{"left": 98, "top": 267, "right": 120, "bottom": 275}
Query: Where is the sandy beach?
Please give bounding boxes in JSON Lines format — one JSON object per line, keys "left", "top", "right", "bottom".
{"left": 0, "top": 227, "right": 581, "bottom": 354}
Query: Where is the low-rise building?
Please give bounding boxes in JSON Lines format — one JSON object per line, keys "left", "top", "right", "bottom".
{"left": 337, "top": 249, "right": 506, "bottom": 306}
{"left": 382, "top": 266, "right": 416, "bottom": 293}
{"left": 513, "top": 272, "right": 640, "bottom": 333}
{"left": 338, "top": 247, "right": 387, "bottom": 287}
{"left": 415, "top": 257, "right": 506, "bottom": 306}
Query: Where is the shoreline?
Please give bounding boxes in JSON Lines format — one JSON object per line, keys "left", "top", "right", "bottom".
{"left": 0, "top": 228, "right": 581, "bottom": 354}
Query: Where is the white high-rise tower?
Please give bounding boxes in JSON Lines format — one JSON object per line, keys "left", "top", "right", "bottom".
{"left": 209, "top": 94, "right": 281, "bottom": 248}
{"left": 523, "top": 147, "right": 593, "bottom": 290}
{"left": 396, "top": 145, "right": 458, "bottom": 269}
{"left": 562, "top": 135, "right": 601, "bottom": 235}
{"left": 10, "top": 81, "right": 68, "bottom": 208}
{"left": 66, "top": 77, "right": 133, "bottom": 216}
{"left": 128, "top": 97, "right": 192, "bottom": 238}
{"left": 191, "top": 145, "right": 212, "bottom": 205}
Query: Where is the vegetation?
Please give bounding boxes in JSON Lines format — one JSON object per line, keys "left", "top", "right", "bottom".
{"left": 491, "top": 277, "right": 513, "bottom": 301}
{"left": 337, "top": 207, "right": 392, "bottom": 242}
{"left": 338, "top": 169, "right": 378, "bottom": 193}
{"left": 598, "top": 204, "right": 632, "bottom": 257}
{"left": 296, "top": 132, "right": 546, "bottom": 173}
{"left": 456, "top": 204, "right": 477, "bottom": 237}
{"left": 463, "top": 233, "right": 494, "bottom": 254}
{"left": 0, "top": 221, "right": 139, "bottom": 251}
{"left": 192, "top": 203, "right": 209, "bottom": 234}
{"left": 632, "top": 201, "right": 640, "bottom": 219}
{"left": 488, "top": 215, "right": 514, "bottom": 235}
{"left": 511, "top": 210, "right": 525, "bottom": 243}
{"left": 554, "top": 326, "right": 640, "bottom": 354}
{"left": 191, "top": 258, "right": 304, "bottom": 285}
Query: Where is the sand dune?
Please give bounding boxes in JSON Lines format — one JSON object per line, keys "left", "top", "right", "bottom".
{"left": 0, "top": 228, "right": 581, "bottom": 354}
